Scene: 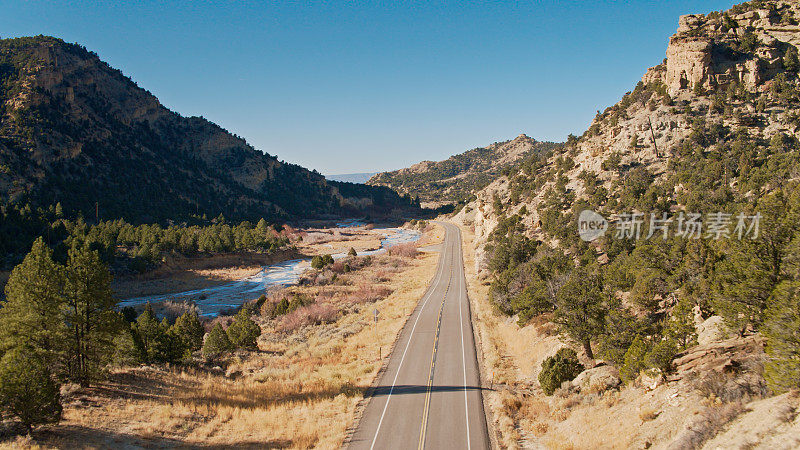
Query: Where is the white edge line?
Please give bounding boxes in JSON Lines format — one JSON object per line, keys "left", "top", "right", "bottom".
{"left": 457, "top": 229, "right": 471, "bottom": 450}
{"left": 369, "top": 228, "right": 449, "bottom": 449}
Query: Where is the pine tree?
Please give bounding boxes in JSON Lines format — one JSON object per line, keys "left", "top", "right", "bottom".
{"left": 763, "top": 280, "right": 800, "bottom": 393}
{"left": 173, "top": 310, "right": 204, "bottom": 351}
{"left": 227, "top": 310, "right": 261, "bottom": 350}
{"left": 620, "top": 335, "right": 649, "bottom": 383}
{"left": 553, "top": 265, "right": 606, "bottom": 359}
{"left": 348, "top": 247, "right": 357, "bottom": 257}
{"left": 0, "top": 348, "right": 62, "bottom": 433}
{"left": 202, "top": 324, "right": 232, "bottom": 361}
{"left": 256, "top": 218, "right": 269, "bottom": 236}
{"left": 311, "top": 255, "right": 324, "bottom": 269}
{"left": 0, "top": 238, "right": 67, "bottom": 370}
{"left": 784, "top": 45, "right": 799, "bottom": 73}
{"left": 665, "top": 297, "right": 698, "bottom": 350}
{"left": 64, "top": 245, "right": 119, "bottom": 386}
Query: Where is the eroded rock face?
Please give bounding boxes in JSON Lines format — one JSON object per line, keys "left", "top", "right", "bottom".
{"left": 663, "top": 2, "right": 800, "bottom": 95}
{"left": 665, "top": 37, "right": 713, "bottom": 94}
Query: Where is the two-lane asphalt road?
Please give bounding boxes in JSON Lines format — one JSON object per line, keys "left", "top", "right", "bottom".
{"left": 349, "top": 222, "right": 490, "bottom": 450}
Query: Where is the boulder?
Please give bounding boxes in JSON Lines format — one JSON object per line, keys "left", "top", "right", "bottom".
{"left": 640, "top": 369, "right": 665, "bottom": 391}
{"left": 571, "top": 364, "right": 621, "bottom": 393}
{"left": 697, "top": 315, "right": 733, "bottom": 345}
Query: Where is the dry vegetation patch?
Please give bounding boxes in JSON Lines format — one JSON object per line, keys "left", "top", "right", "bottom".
{"left": 3, "top": 225, "right": 443, "bottom": 449}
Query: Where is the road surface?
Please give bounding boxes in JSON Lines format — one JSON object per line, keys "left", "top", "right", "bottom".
{"left": 349, "top": 222, "right": 490, "bottom": 450}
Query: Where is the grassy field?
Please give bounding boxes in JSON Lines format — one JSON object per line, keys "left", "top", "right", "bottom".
{"left": 3, "top": 224, "right": 443, "bottom": 449}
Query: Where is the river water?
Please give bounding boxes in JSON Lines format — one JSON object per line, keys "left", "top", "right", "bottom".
{"left": 117, "top": 226, "right": 420, "bottom": 317}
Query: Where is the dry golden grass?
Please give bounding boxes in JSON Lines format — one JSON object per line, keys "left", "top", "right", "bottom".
{"left": 4, "top": 225, "right": 444, "bottom": 449}
{"left": 297, "top": 227, "right": 383, "bottom": 256}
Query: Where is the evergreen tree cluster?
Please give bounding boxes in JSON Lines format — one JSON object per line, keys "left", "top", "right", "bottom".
{"left": 487, "top": 120, "right": 800, "bottom": 393}
{"left": 0, "top": 238, "right": 263, "bottom": 431}
{"left": 0, "top": 202, "right": 288, "bottom": 271}
{"left": 0, "top": 239, "right": 118, "bottom": 429}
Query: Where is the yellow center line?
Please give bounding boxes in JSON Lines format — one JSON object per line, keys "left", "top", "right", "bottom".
{"left": 418, "top": 252, "right": 454, "bottom": 450}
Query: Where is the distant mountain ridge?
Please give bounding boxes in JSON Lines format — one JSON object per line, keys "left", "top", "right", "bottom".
{"left": 368, "top": 134, "right": 562, "bottom": 207}
{"left": 0, "top": 36, "right": 414, "bottom": 224}
{"left": 325, "top": 172, "right": 378, "bottom": 184}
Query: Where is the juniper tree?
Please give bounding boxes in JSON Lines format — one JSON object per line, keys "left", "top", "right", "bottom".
{"left": 665, "top": 296, "right": 698, "bottom": 350}
{"left": 763, "top": 280, "right": 800, "bottom": 393}
{"left": 620, "top": 335, "right": 649, "bottom": 383}
{"left": 538, "top": 348, "right": 584, "bottom": 396}
{"left": 553, "top": 265, "right": 606, "bottom": 359}
{"left": 784, "top": 45, "right": 799, "bottom": 73}
{"left": 202, "top": 323, "right": 232, "bottom": 361}
{"left": 596, "top": 297, "right": 645, "bottom": 365}
{"left": 227, "top": 310, "right": 261, "bottom": 350}
{"left": 712, "top": 191, "right": 799, "bottom": 333}
{"left": 0, "top": 348, "right": 62, "bottom": 432}
{"left": 173, "top": 310, "right": 205, "bottom": 351}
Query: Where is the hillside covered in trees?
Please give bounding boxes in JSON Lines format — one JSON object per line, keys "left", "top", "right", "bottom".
{"left": 452, "top": 0, "right": 800, "bottom": 446}
{"left": 0, "top": 36, "right": 419, "bottom": 247}
{"left": 368, "top": 134, "right": 561, "bottom": 208}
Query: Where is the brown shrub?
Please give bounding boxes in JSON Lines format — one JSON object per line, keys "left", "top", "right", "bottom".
{"left": 373, "top": 269, "right": 391, "bottom": 283}
{"left": 161, "top": 301, "right": 199, "bottom": 323}
{"left": 206, "top": 315, "right": 234, "bottom": 332}
{"left": 500, "top": 389, "right": 523, "bottom": 416}
{"left": 638, "top": 406, "right": 660, "bottom": 422}
{"left": 693, "top": 370, "right": 768, "bottom": 403}
{"left": 330, "top": 261, "right": 346, "bottom": 274}
{"left": 344, "top": 285, "right": 393, "bottom": 305}
{"left": 388, "top": 243, "right": 418, "bottom": 258}
{"left": 277, "top": 303, "right": 339, "bottom": 332}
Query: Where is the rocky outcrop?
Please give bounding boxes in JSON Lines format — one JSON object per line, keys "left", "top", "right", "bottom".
{"left": 671, "top": 336, "right": 765, "bottom": 380}
{"left": 665, "top": 36, "right": 713, "bottom": 93}
{"left": 696, "top": 315, "right": 734, "bottom": 345}
{"left": 571, "top": 365, "right": 621, "bottom": 393}
{"left": 663, "top": 2, "right": 800, "bottom": 95}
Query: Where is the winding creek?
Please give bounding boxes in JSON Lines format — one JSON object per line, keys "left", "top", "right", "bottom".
{"left": 118, "top": 226, "right": 421, "bottom": 317}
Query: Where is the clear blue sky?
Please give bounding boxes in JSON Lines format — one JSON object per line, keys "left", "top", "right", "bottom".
{"left": 1, "top": 1, "right": 737, "bottom": 174}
